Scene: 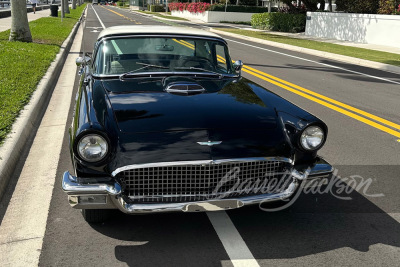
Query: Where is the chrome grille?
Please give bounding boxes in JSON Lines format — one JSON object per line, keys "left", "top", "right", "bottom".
{"left": 116, "top": 160, "right": 292, "bottom": 203}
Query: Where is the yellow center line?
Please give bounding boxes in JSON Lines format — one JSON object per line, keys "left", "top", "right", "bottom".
{"left": 242, "top": 65, "right": 400, "bottom": 131}
{"left": 115, "top": 33, "right": 400, "bottom": 138}
{"left": 243, "top": 68, "right": 400, "bottom": 138}
{"left": 100, "top": 6, "right": 142, "bottom": 24}
{"left": 180, "top": 40, "right": 195, "bottom": 47}
{"left": 172, "top": 39, "right": 194, "bottom": 50}
{"left": 93, "top": 10, "right": 400, "bottom": 136}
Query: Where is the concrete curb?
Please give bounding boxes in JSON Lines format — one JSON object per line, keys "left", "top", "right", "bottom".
{"left": 0, "top": 9, "right": 85, "bottom": 200}
{"left": 210, "top": 28, "right": 400, "bottom": 75}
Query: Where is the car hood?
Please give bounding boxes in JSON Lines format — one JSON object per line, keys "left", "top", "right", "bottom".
{"left": 87, "top": 77, "right": 322, "bottom": 168}
{"left": 102, "top": 78, "right": 278, "bottom": 134}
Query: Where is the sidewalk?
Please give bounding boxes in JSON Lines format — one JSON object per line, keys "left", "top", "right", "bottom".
{"left": 206, "top": 22, "right": 400, "bottom": 55}
{"left": 0, "top": 20, "right": 83, "bottom": 267}
{"left": 0, "top": 7, "right": 50, "bottom": 32}
{"left": 227, "top": 26, "right": 400, "bottom": 55}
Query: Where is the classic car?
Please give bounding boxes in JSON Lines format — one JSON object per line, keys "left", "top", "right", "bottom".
{"left": 62, "top": 26, "right": 333, "bottom": 223}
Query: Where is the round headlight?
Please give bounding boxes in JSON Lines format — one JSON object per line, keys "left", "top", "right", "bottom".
{"left": 300, "top": 126, "right": 324, "bottom": 151}
{"left": 77, "top": 134, "right": 108, "bottom": 162}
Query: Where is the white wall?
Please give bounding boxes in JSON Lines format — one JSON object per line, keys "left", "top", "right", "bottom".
{"left": 305, "top": 12, "right": 400, "bottom": 47}
{"left": 171, "top": 10, "right": 255, "bottom": 23}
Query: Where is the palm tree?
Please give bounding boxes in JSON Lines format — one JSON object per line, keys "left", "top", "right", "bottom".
{"left": 65, "top": 0, "right": 70, "bottom": 14}
{"left": 9, "top": 0, "right": 32, "bottom": 42}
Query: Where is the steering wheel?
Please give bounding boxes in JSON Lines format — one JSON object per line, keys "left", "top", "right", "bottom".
{"left": 179, "top": 56, "right": 215, "bottom": 70}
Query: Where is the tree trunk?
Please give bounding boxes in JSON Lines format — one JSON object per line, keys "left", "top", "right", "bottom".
{"left": 9, "top": 0, "right": 32, "bottom": 42}
{"left": 72, "top": 0, "right": 76, "bottom": 9}
{"left": 65, "top": 0, "right": 70, "bottom": 14}
{"left": 236, "top": 0, "right": 239, "bottom": 5}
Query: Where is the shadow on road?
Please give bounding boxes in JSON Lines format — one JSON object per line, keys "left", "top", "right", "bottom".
{"left": 92, "top": 212, "right": 230, "bottom": 266}
{"left": 89, "top": 166, "right": 400, "bottom": 264}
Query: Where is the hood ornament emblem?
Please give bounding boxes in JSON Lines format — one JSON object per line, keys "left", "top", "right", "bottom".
{"left": 197, "top": 141, "right": 222, "bottom": 146}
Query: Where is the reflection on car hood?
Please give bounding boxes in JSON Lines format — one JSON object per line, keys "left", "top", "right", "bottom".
{"left": 102, "top": 78, "right": 278, "bottom": 134}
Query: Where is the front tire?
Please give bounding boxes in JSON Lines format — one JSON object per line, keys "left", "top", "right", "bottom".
{"left": 81, "top": 209, "right": 110, "bottom": 223}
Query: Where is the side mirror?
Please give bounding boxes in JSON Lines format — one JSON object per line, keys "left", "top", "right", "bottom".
{"left": 233, "top": 60, "right": 243, "bottom": 76}
{"left": 76, "top": 56, "right": 91, "bottom": 67}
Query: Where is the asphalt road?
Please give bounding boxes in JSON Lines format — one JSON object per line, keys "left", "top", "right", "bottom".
{"left": 27, "top": 5, "right": 400, "bottom": 266}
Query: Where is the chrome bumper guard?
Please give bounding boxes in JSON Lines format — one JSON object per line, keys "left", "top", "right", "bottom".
{"left": 62, "top": 160, "right": 333, "bottom": 213}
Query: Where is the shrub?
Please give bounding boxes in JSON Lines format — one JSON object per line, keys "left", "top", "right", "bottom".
{"left": 378, "top": 0, "right": 397, "bottom": 14}
{"left": 169, "top": 3, "right": 272, "bottom": 13}
{"left": 150, "top": 5, "right": 165, "bottom": 12}
{"left": 336, "top": 0, "right": 380, "bottom": 14}
{"left": 169, "top": 2, "right": 210, "bottom": 13}
{"left": 251, "top": 12, "right": 270, "bottom": 30}
{"left": 168, "top": 2, "right": 188, "bottom": 12}
{"left": 251, "top": 12, "right": 306, "bottom": 33}
{"left": 187, "top": 2, "right": 211, "bottom": 13}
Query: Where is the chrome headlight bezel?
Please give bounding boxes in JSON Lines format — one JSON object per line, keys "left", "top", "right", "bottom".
{"left": 76, "top": 133, "right": 109, "bottom": 163}
{"left": 299, "top": 125, "right": 325, "bottom": 151}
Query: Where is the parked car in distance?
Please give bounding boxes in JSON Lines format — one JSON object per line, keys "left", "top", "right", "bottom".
{"left": 99, "top": 0, "right": 105, "bottom": 4}
{"left": 62, "top": 25, "right": 333, "bottom": 223}
{"left": 92, "top": 0, "right": 98, "bottom": 4}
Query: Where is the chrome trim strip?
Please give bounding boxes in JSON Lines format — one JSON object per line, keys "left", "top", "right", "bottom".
{"left": 62, "top": 171, "right": 122, "bottom": 196}
{"left": 111, "top": 172, "right": 301, "bottom": 214}
{"left": 308, "top": 163, "right": 334, "bottom": 178}
{"left": 166, "top": 88, "right": 206, "bottom": 94}
{"left": 93, "top": 72, "right": 238, "bottom": 79}
{"left": 62, "top": 167, "right": 313, "bottom": 212}
{"left": 98, "top": 35, "right": 228, "bottom": 45}
{"left": 111, "top": 157, "right": 294, "bottom": 177}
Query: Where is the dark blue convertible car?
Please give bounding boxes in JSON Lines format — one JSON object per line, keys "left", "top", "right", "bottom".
{"left": 62, "top": 26, "right": 333, "bottom": 223}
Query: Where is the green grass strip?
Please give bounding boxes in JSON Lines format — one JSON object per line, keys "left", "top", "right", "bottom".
{"left": 215, "top": 28, "right": 400, "bottom": 67}
{"left": 0, "top": 4, "right": 86, "bottom": 145}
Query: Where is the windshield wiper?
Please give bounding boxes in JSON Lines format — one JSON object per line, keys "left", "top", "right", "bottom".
{"left": 174, "top": 67, "right": 224, "bottom": 79}
{"left": 119, "top": 63, "right": 169, "bottom": 81}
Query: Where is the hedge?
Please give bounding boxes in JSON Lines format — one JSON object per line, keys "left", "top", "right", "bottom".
{"left": 149, "top": 5, "right": 165, "bottom": 12}
{"left": 208, "top": 5, "right": 273, "bottom": 13}
{"left": 251, "top": 12, "right": 306, "bottom": 33}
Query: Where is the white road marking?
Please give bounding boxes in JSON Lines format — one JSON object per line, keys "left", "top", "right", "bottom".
{"left": 224, "top": 38, "right": 400, "bottom": 86}
{"left": 207, "top": 211, "right": 260, "bottom": 267}
{"left": 0, "top": 23, "right": 84, "bottom": 266}
{"left": 91, "top": 5, "right": 106, "bottom": 29}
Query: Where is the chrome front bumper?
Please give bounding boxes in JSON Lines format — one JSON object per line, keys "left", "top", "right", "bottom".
{"left": 62, "top": 160, "right": 333, "bottom": 213}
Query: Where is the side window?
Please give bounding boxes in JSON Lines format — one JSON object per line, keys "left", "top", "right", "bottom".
{"left": 215, "top": 44, "right": 228, "bottom": 73}
{"left": 94, "top": 43, "right": 105, "bottom": 74}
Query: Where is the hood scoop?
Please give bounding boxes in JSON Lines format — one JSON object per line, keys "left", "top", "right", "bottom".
{"left": 165, "top": 82, "right": 205, "bottom": 96}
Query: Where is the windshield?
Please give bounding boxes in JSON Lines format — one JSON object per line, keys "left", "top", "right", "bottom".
{"left": 93, "top": 37, "right": 235, "bottom": 76}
